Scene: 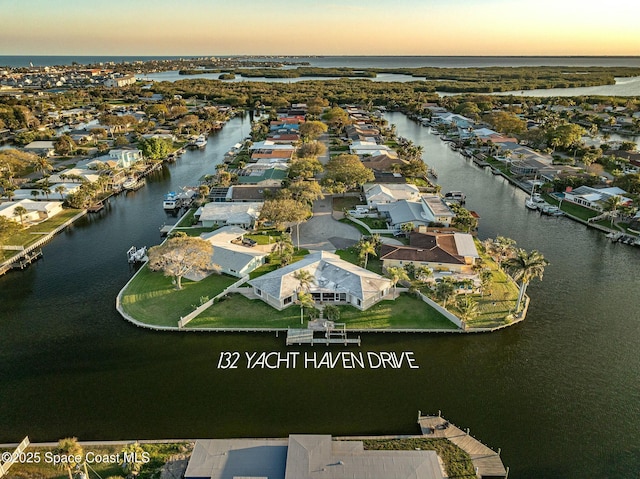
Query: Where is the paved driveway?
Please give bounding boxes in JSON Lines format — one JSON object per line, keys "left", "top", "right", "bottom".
{"left": 297, "top": 196, "right": 361, "bottom": 251}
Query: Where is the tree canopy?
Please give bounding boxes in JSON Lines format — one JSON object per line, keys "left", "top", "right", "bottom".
{"left": 321, "top": 154, "right": 374, "bottom": 193}
{"left": 148, "top": 236, "right": 213, "bottom": 290}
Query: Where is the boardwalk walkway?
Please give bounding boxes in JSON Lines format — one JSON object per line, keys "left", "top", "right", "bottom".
{"left": 418, "top": 414, "right": 507, "bottom": 478}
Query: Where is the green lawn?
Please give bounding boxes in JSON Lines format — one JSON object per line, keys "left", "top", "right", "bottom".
{"left": 543, "top": 194, "right": 599, "bottom": 221}
{"left": 249, "top": 249, "right": 310, "bottom": 279}
{"left": 358, "top": 216, "right": 389, "bottom": 229}
{"left": 332, "top": 196, "right": 361, "bottom": 211}
{"left": 335, "top": 247, "right": 383, "bottom": 275}
{"left": 176, "top": 208, "right": 197, "bottom": 227}
{"left": 120, "top": 265, "right": 237, "bottom": 326}
{"left": 2, "top": 209, "right": 83, "bottom": 261}
{"left": 187, "top": 292, "right": 457, "bottom": 330}
{"left": 186, "top": 293, "right": 303, "bottom": 328}
{"left": 173, "top": 226, "right": 218, "bottom": 237}
{"left": 339, "top": 294, "right": 457, "bottom": 330}
{"left": 339, "top": 217, "right": 369, "bottom": 236}
{"left": 245, "top": 229, "right": 283, "bottom": 245}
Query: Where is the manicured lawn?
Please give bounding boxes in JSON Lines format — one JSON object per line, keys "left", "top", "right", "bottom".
{"left": 174, "top": 226, "right": 218, "bottom": 237}
{"left": 338, "top": 294, "right": 458, "bottom": 330}
{"left": 335, "top": 247, "right": 383, "bottom": 275}
{"left": 249, "top": 249, "right": 310, "bottom": 279}
{"left": 332, "top": 196, "right": 361, "bottom": 211}
{"left": 543, "top": 194, "right": 599, "bottom": 221}
{"left": 120, "top": 265, "right": 237, "bottom": 326}
{"left": 2, "top": 209, "right": 83, "bottom": 260}
{"left": 176, "top": 207, "right": 197, "bottom": 227}
{"left": 187, "top": 292, "right": 457, "bottom": 330}
{"left": 358, "top": 216, "right": 388, "bottom": 229}
{"left": 245, "top": 229, "right": 283, "bottom": 245}
{"left": 186, "top": 294, "right": 303, "bottom": 328}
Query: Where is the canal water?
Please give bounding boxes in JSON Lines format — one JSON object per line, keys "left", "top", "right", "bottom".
{"left": 1, "top": 114, "right": 639, "bottom": 478}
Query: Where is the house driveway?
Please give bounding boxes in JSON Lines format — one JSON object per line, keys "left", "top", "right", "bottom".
{"left": 297, "top": 196, "right": 361, "bottom": 251}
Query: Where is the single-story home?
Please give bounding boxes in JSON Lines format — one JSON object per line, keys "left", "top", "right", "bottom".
{"left": 360, "top": 151, "right": 408, "bottom": 172}
{"left": 48, "top": 168, "right": 101, "bottom": 184}
{"left": 563, "top": 186, "right": 632, "bottom": 211}
{"left": 184, "top": 435, "right": 443, "bottom": 479}
{"left": 23, "top": 140, "right": 55, "bottom": 157}
{"left": 108, "top": 148, "right": 143, "bottom": 168}
{"left": 196, "top": 202, "right": 262, "bottom": 229}
{"left": 248, "top": 251, "right": 392, "bottom": 311}
{"left": 378, "top": 195, "right": 456, "bottom": 230}
{"left": 200, "top": 226, "right": 268, "bottom": 278}
{"left": 364, "top": 183, "right": 421, "bottom": 209}
{"left": 0, "top": 199, "right": 64, "bottom": 224}
{"left": 380, "top": 231, "right": 479, "bottom": 274}
{"left": 349, "top": 141, "right": 392, "bottom": 156}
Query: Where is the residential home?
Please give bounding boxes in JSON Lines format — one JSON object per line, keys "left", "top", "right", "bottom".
{"left": 225, "top": 185, "right": 280, "bottom": 202}
{"left": 23, "top": 140, "right": 55, "bottom": 157}
{"left": 563, "top": 186, "right": 632, "bottom": 211}
{"left": 184, "top": 435, "right": 443, "bottom": 479}
{"left": 104, "top": 74, "right": 136, "bottom": 87}
{"left": 378, "top": 195, "right": 456, "bottom": 230}
{"left": 364, "top": 183, "right": 421, "bottom": 209}
{"left": 199, "top": 226, "right": 268, "bottom": 278}
{"left": 349, "top": 141, "right": 392, "bottom": 156}
{"left": 196, "top": 201, "right": 262, "bottom": 229}
{"left": 360, "top": 151, "right": 408, "bottom": 172}
{"left": 108, "top": 148, "right": 143, "bottom": 168}
{"left": 0, "top": 199, "right": 63, "bottom": 224}
{"left": 248, "top": 251, "right": 392, "bottom": 311}
{"left": 380, "top": 231, "right": 479, "bottom": 274}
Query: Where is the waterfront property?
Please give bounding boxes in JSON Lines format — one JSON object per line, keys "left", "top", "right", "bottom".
{"left": 380, "top": 231, "right": 479, "bottom": 274}
{"left": 563, "top": 186, "right": 632, "bottom": 211}
{"left": 0, "top": 199, "right": 64, "bottom": 225}
{"left": 247, "top": 251, "right": 393, "bottom": 311}
{"left": 364, "top": 183, "right": 421, "bottom": 209}
{"left": 185, "top": 435, "right": 444, "bottom": 479}
{"left": 195, "top": 201, "right": 263, "bottom": 229}
{"left": 377, "top": 195, "right": 456, "bottom": 231}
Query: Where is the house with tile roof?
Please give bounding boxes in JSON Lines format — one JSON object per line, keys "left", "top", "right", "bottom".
{"left": 380, "top": 231, "right": 479, "bottom": 274}
{"left": 248, "top": 251, "right": 392, "bottom": 311}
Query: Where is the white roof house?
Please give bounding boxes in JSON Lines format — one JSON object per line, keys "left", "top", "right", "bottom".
{"left": 0, "top": 199, "right": 63, "bottom": 224}
{"left": 48, "top": 168, "right": 101, "bottom": 184}
{"left": 199, "top": 226, "right": 268, "bottom": 278}
{"left": 108, "top": 148, "right": 143, "bottom": 168}
{"left": 564, "top": 186, "right": 632, "bottom": 211}
{"left": 248, "top": 251, "right": 392, "bottom": 311}
{"left": 23, "top": 141, "right": 55, "bottom": 156}
{"left": 349, "top": 141, "right": 392, "bottom": 156}
{"left": 364, "top": 183, "right": 421, "bottom": 208}
{"left": 184, "top": 435, "right": 443, "bottom": 479}
{"left": 196, "top": 202, "right": 262, "bottom": 229}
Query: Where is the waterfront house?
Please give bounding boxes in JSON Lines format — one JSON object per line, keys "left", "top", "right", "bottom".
{"left": 349, "top": 141, "right": 392, "bottom": 156}
{"left": 248, "top": 251, "right": 392, "bottom": 311}
{"left": 378, "top": 195, "right": 456, "bottom": 231}
{"left": 364, "top": 183, "right": 421, "bottom": 208}
{"left": 380, "top": 231, "right": 479, "bottom": 274}
{"left": 196, "top": 202, "right": 262, "bottom": 229}
{"left": 184, "top": 435, "right": 443, "bottom": 479}
{"left": 563, "top": 186, "right": 632, "bottom": 211}
{"left": 48, "top": 168, "right": 101, "bottom": 184}
{"left": 108, "top": 148, "right": 143, "bottom": 168}
{"left": 360, "top": 151, "right": 408, "bottom": 172}
{"left": 0, "top": 199, "right": 63, "bottom": 224}
{"left": 199, "top": 226, "right": 267, "bottom": 278}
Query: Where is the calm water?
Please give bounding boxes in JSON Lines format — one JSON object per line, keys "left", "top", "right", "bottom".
{"left": 1, "top": 114, "right": 639, "bottom": 478}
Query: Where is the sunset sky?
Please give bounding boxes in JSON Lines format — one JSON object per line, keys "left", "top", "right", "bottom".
{"left": 2, "top": 0, "right": 639, "bottom": 56}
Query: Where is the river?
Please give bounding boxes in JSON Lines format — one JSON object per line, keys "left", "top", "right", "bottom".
{"left": 1, "top": 114, "right": 639, "bottom": 478}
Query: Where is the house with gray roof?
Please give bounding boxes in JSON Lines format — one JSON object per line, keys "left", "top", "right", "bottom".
{"left": 196, "top": 202, "right": 262, "bottom": 229}
{"left": 378, "top": 195, "right": 456, "bottom": 231}
{"left": 200, "top": 226, "right": 268, "bottom": 278}
{"left": 364, "top": 183, "right": 421, "bottom": 209}
{"left": 184, "top": 435, "right": 444, "bottom": 479}
{"left": 248, "top": 251, "right": 392, "bottom": 311}
{"left": 563, "top": 186, "right": 632, "bottom": 211}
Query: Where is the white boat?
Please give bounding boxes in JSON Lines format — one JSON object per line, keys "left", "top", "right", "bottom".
{"left": 540, "top": 204, "right": 564, "bottom": 216}
{"left": 127, "top": 246, "right": 148, "bottom": 263}
{"left": 525, "top": 193, "right": 547, "bottom": 210}
{"left": 163, "top": 188, "right": 198, "bottom": 210}
{"left": 444, "top": 191, "right": 466, "bottom": 204}
{"left": 194, "top": 134, "right": 207, "bottom": 148}
{"left": 122, "top": 177, "right": 144, "bottom": 191}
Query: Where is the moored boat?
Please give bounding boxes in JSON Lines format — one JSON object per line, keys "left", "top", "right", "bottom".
{"left": 444, "top": 191, "right": 466, "bottom": 204}
{"left": 122, "top": 177, "right": 144, "bottom": 191}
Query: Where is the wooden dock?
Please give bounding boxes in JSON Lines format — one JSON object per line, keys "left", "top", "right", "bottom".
{"left": 285, "top": 328, "right": 361, "bottom": 346}
{"left": 418, "top": 414, "right": 507, "bottom": 478}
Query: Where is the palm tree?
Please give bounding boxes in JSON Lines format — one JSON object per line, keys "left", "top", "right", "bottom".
{"left": 33, "top": 156, "right": 53, "bottom": 177}
{"left": 400, "top": 222, "right": 415, "bottom": 236}
{"left": 13, "top": 205, "right": 28, "bottom": 226}
{"left": 603, "top": 195, "right": 623, "bottom": 228}
{"left": 293, "top": 269, "right": 314, "bottom": 292}
{"left": 504, "top": 249, "right": 549, "bottom": 313}
{"left": 486, "top": 236, "right": 517, "bottom": 268}
{"left": 30, "top": 189, "right": 40, "bottom": 201}
{"left": 415, "top": 265, "right": 433, "bottom": 282}
{"left": 121, "top": 442, "right": 146, "bottom": 477}
{"left": 297, "top": 291, "right": 315, "bottom": 325}
{"left": 434, "top": 278, "right": 456, "bottom": 308}
{"left": 456, "top": 295, "right": 479, "bottom": 326}
{"left": 357, "top": 240, "right": 376, "bottom": 269}
{"left": 55, "top": 184, "right": 66, "bottom": 200}
{"left": 271, "top": 233, "right": 293, "bottom": 264}
{"left": 385, "top": 266, "right": 409, "bottom": 296}
{"left": 55, "top": 437, "right": 83, "bottom": 479}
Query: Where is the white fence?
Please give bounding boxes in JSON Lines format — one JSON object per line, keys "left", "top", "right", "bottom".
{"left": 178, "top": 275, "right": 249, "bottom": 328}
{"left": 346, "top": 215, "right": 396, "bottom": 235}
{"left": 0, "top": 436, "right": 30, "bottom": 478}
{"left": 416, "top": 291, "right": 464, "bottom": 329}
